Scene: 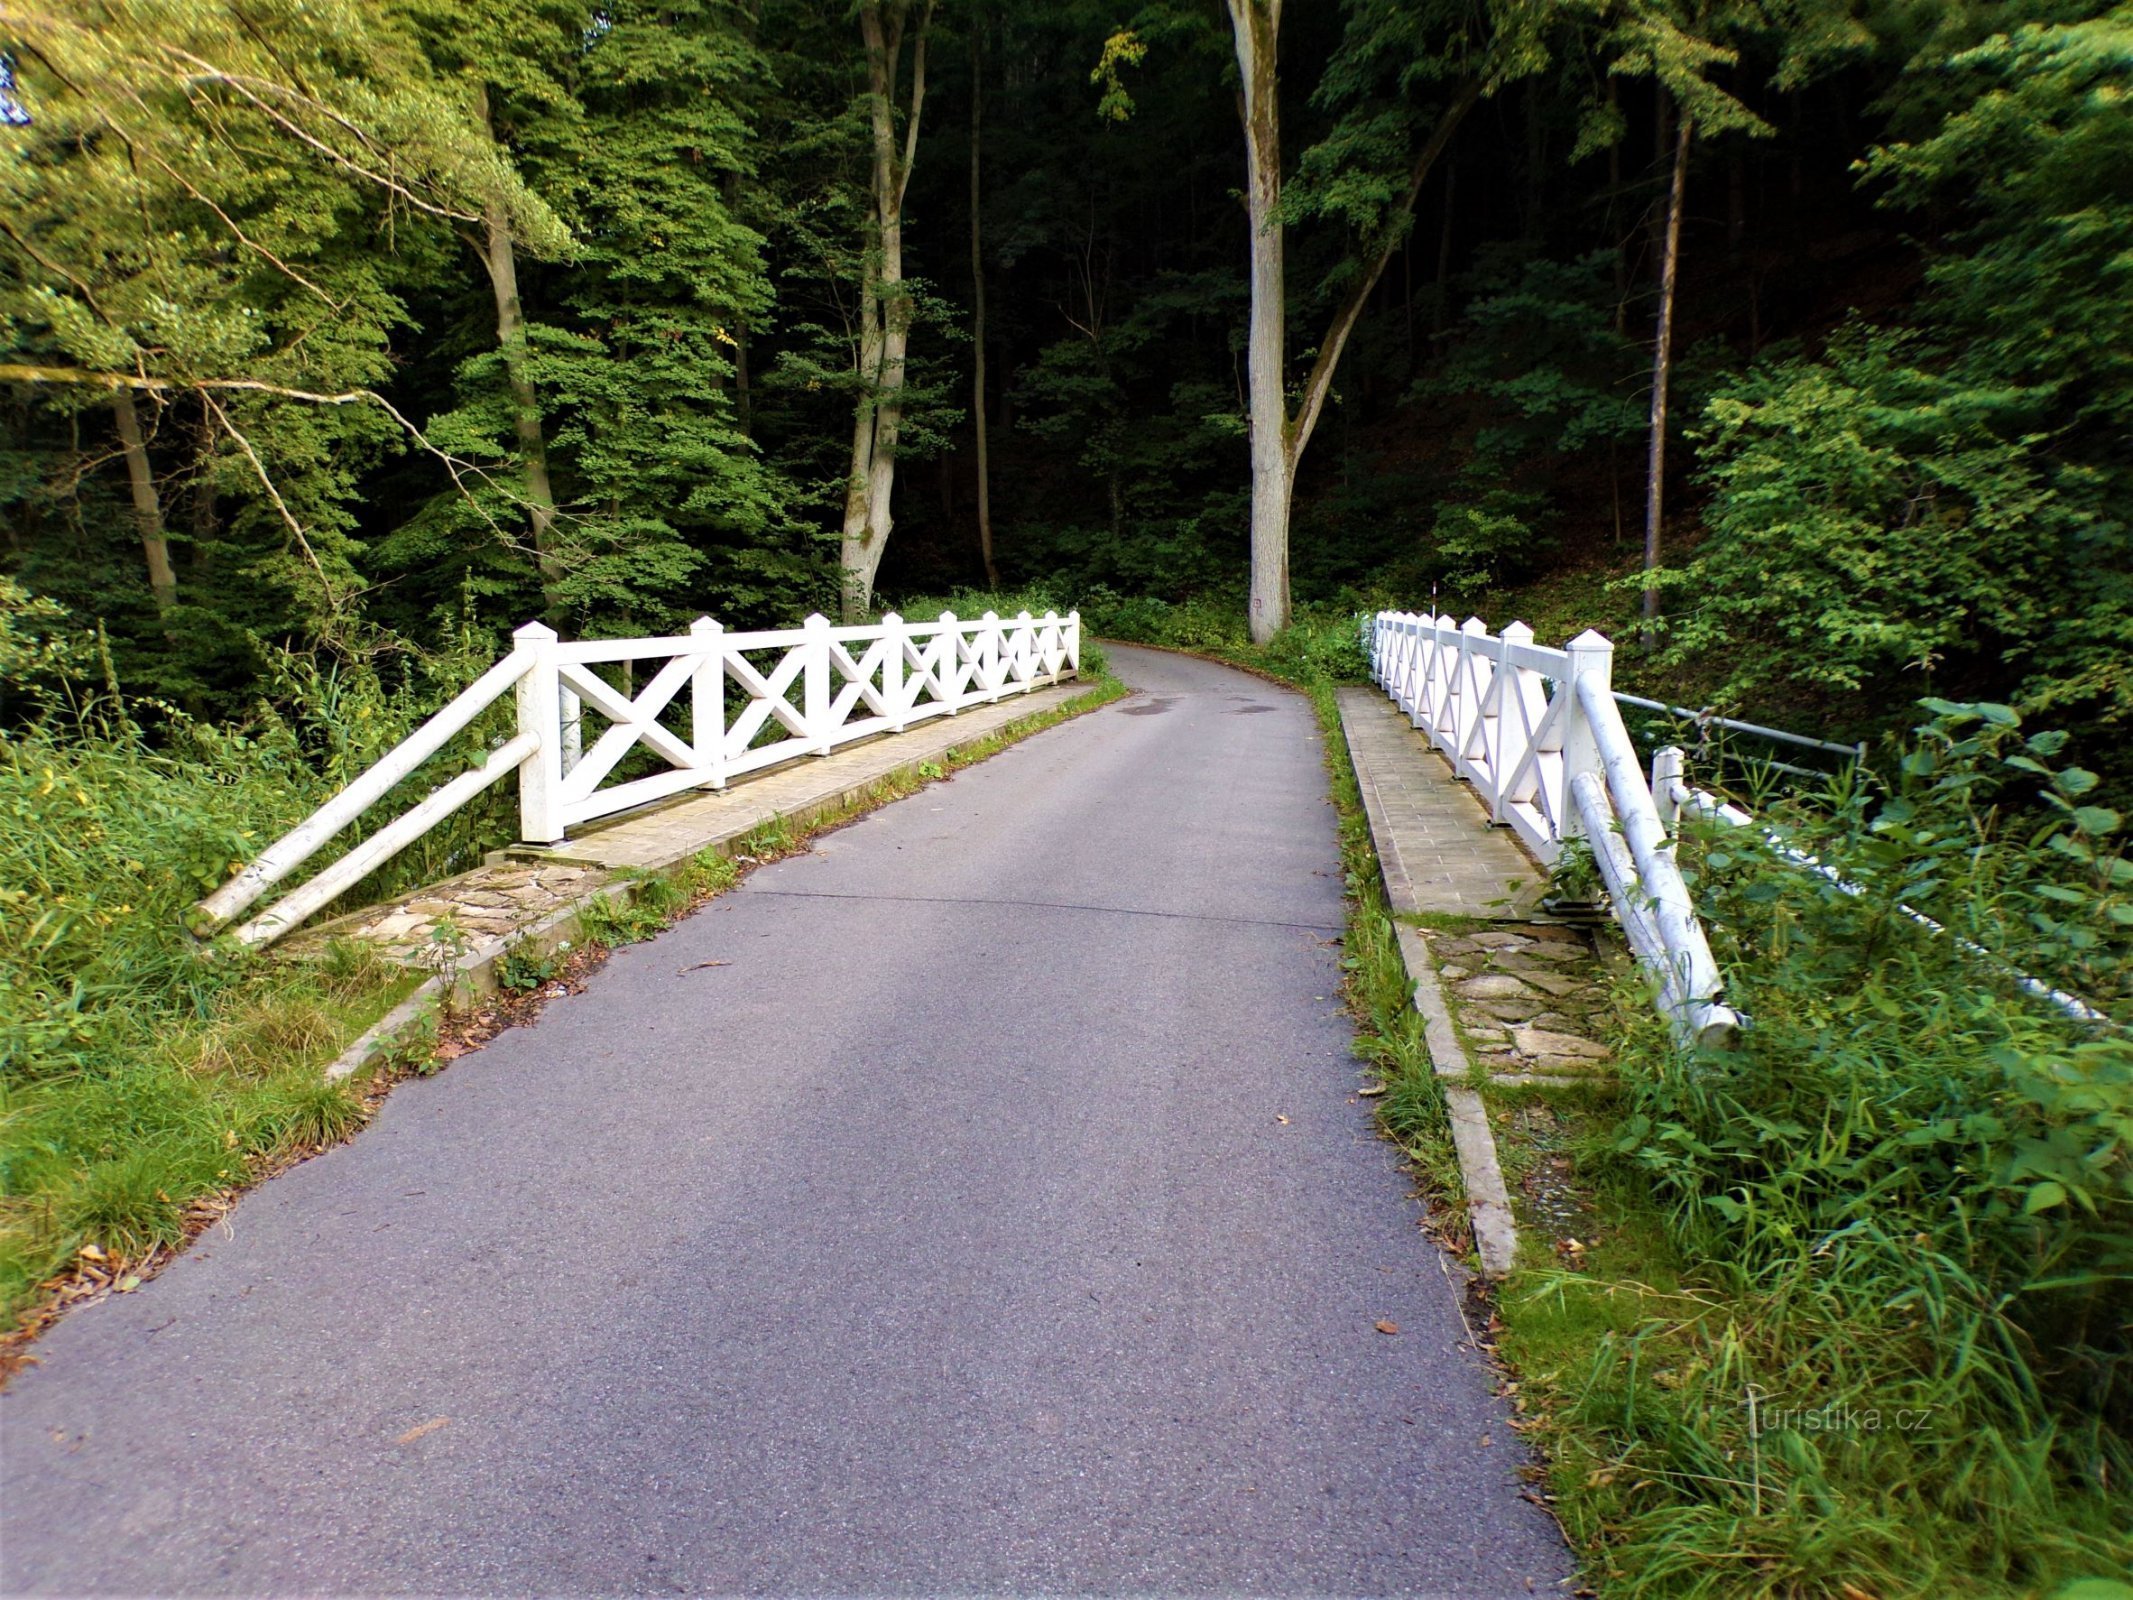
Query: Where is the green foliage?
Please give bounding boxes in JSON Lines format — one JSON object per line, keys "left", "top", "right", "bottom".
{"left": 495, "top": 941, "right": 559, "bottom": 994}
{"left": 1076, "top": 589, "right": 1371, "bottom": 683}
{"left": 1540, "top": 702, "right": 2133, "bottom": 1594}
{"left": 1665, "top": 6, "right": 2133, "bottom": 737}
{"left": 1415, "top": 250, "right": 1648, "bottom": 586}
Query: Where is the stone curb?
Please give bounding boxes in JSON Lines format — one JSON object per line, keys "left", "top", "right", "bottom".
{"left": 318, "top": 680, "right": 1122, "bottom": 1082}
{"left": 1394, "top": 923, "right": 1521, "bottom": 1278}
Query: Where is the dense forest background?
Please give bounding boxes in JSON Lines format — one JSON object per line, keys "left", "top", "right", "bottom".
{"left": 4, "top": 9, "right": 2132, "bottom": 1590}
{"left": 3, "top": 0, "right": 2127, "bottom": 760}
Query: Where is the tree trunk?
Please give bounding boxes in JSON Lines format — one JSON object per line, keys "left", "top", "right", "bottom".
{"left": 473, "top": 87, "right": 561, "bottom": 620}
{"left": 1228, "top": 0, "right": 1290, "bottom": 644}
{"left": 722, "top": 170, "right": 754, "bottom": 437}
{"left": 840, "top": 0, "right": 934, "bottom": 622}
{"left": 111, "top": 387, "right": 176, "bottom": 615}
{"left": 1642, "top": 111, "right": 1691, "bottom": 641}
{"left": 839, "top": 242, "right": 888, "bottom": 618}
{"left": 1608, "top": 78, "right": 1625, "bottom": 333}
{"left": 1433, "top": 154, "right": 1456, "bottom": 335}
{"left": 968, "top": 12, "right": 996, "bottom": 588}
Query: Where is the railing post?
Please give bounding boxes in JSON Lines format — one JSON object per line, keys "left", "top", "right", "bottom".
{"left": 1457, "top": 616, "right": 1488, "bottom": 767}
{"left": 513, "top": 620, "right": 565, "bottom": 844}
{"left": 882, "top": 611, "right": 908, "bottom": 731}
{"left": 1492, "top": 621, "right": 1535, "bottom": 824}
{"left": 691, "top": 616, "right": 727, "bottom": 790}
{"left": 941, "top": 611, "right": 964, "bottom": 711}
{"left": 981, "top": 610, "right": 1003, "bottom": 701}
{"left": 1408, "top": 613, "right": 1433, "bottom": 732}
{"left": 1014, "top": 610, "right": 1035, "bottom": 691}
{"left": 1559, "top": 628, "right": 1614, "bottom": 841}
{"left": 1067, "top": 610, "right": 1082, "bottom": 674}
{"left": 803, "top": 612, "right": 833, "bottom": 754}
{"left": 1652, "top": 745, "right": 1685, "bottom": 834}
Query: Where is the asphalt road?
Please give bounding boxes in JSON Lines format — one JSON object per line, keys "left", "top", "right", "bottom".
{"left": 0, "top": 645, "right": 1571, "bottom": 1598}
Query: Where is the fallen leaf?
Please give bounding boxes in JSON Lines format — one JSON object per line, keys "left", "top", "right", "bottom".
{"left": 1375, "top": 1319, "right": 1400, "bottom": 1335}
{"left": 115, "top": 1275, "right": 141, "bottom": 1293}
{"left": 680, "top": 960, "right": 730, "bottom": 974}
{"left": 1274, "top": 1114, "right": 1289, "bottom": 1125}
{"left": 1838, "top": 1587, "right": 1882, "bottom": 1600}
{"left": 396, "top": 1417, "right": 450, "bottom": 1445}
{"left": 77, "top": 1244, "right": 106, "bottom": 1263}
{"left": 1358, "top": 1082, "right": 1388, "bottom": 1097}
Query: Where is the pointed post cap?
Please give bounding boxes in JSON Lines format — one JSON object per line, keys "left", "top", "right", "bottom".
{"left": 803, "top": 611, "right": 830, "bottom": 628}
{"left": 881, "top": 610, "right": 903, "bottom": 625}
{"left": 513, "top": 619, "right": 558, "bottom": 643}
{"left": 981, "top": 610, "right": 999, "bottom": 622}
{"left": 1462, "top": 615, "right": 1489, "bottom": 634}
{"left": 1015, "top": 609, "right": 1032, "bottom": 623}
{"left": 690, "top": 615, "right": 722, "bottom": 633}
{"left": 1566, "top": 627, "right": 1614, "bottom": 652}
{"left": 1501, "top": 619, "right": 1534, "bottom": 642}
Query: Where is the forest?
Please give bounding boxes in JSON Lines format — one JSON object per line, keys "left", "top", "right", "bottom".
{"left": 2, "top": 2, "right": 2130, "bottom": 1597}
{"left": 0, "top": 0, "right": 2125, "bottom": 745}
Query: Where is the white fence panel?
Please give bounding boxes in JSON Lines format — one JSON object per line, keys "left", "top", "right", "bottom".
{"left": 194, "top": 609, "right": 1080, "bottom": 948}
{"left": 1368, "top": 610, "right": 1737, "bottom": 1047}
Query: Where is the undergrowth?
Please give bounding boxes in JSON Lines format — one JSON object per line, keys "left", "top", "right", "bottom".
{"left": 1499, "top": 702, "right": 2133, "bottom": 1598}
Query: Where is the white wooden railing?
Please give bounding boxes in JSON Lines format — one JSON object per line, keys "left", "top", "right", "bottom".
{"left": 193, "top": 609, "right": 1080, "bottom": 949}
{"left": 1368, "top": 610, "right": 1740, "bottom": 1047}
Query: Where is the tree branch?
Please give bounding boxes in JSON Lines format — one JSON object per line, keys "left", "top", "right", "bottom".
{"left": 892, "top": 0, "right": 936, "bottom": 216}
{"left": 1286, "top": 79, "right": 1480, "bottom": 469}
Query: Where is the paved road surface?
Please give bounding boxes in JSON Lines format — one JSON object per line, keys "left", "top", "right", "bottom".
{"left": 1, "top": 646, "right": 1570, "bottom": 1597}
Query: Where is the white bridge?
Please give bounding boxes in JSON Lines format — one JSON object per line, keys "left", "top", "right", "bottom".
{"left": 1368, "top": 611, "right": 1745, "bottom": 1047}
{"left": 193, "top": 610, "right": 1080, "bottom": 949}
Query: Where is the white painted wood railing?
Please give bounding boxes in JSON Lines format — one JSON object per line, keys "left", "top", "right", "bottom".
{"left": 1368, "top": 610, "right": 1740, "bottom": 1047}
{"left": 193, "top": 609, "right": 1080, "bottom": 948}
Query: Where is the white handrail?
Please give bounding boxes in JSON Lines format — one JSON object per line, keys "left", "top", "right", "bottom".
{"left": 1368, "top": 609, "right": 1739, "bottom": 1047}
{"left": 194, "top": 608, "right": 1081, "bottom": 948}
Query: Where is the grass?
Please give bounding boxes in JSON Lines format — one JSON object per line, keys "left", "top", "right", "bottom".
{"left": 0, "top": 938, "right": 414, "bottom": 1315}
{"left": 0, "top": 652, "right": 1124, "bottom": 1360}
{"left": 1482, "top": 727, "right": 2133, "bottom": 1597}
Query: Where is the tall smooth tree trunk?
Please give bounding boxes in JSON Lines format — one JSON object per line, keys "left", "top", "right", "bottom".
{"left": 473, "top": 87, "right": 560, "bottom": 619}
{"left": 1223, "top": 1, "right": 1473, "bottom": 644}
{"left": 840, "top": 0, "right": 934, "bottom": 622}
{"left": 1643, "top": 111, "right": 1691, "bottom": 640}
{"left": 968, "top": 13, "right": 996, "bottom": 588}
{"left": 1228, "top": 0, "right": 1290, "bottom": 644}
{"left": 111, "top": 387, "right": 176, "bottom": 615}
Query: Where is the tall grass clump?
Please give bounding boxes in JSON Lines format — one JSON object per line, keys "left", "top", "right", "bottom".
{"left": 0, "top": 583, "right": 502, "bottom": 1319}
{"left": 1541, "top": 701, "right": 2132, "bottom": 1596}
